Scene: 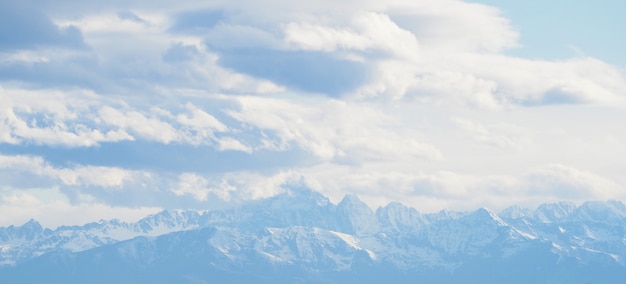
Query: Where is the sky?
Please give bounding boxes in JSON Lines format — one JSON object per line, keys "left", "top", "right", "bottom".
{"left": 0, "top": 0, "right": 625, "bottom": 227}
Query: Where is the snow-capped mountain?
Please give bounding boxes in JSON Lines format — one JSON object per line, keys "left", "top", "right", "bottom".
{"left": 0, "top": 210, "right": 202, "bottom": 266}
{"left": 1, "top": 187, "right": 626, "bottom": 283}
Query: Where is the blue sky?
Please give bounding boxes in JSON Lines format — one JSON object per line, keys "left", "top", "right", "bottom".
{"left": 1, "top": 0, "right": 625, "bottom": 227}
{"left": 473, "top": 0, "right": 626, "bottom": 68}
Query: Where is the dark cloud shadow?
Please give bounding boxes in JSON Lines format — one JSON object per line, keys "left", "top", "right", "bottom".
{"left": 168, "top": 9, "right": 225, "bottom": 34}
{"left": 0, "top": 139, "right": 317, "bottom": 209}
{"left": 521, "top": 89, "right": 582, "bottom": 106}
{"left": 162, "top": 43, "right": 200, "bottom": 63}
{"left": 0, "top": 1, "right": 86, "bottom": 50}
{"left": 117, "top": 10, "right": 147, "bottom": 24}
{"left": 0, "top": 52, "right": 178, "bottom": 96}
{"left": 58, "top": 179, "right": 241, "bottom": 210}
{"left": 0, "top": 55, "right": 107, "bottom": 90}
{"left": 215, "top": 48, "right": 370, "bottom": 96}
{"left": 0, "top": 141, "right": 315, "bottom": 174}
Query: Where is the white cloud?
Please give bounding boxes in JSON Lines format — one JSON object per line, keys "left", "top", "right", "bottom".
{"left": 351, "top": 12, "right": 420, "bottom": 60}
{"left": 283, "top": 11, "right": 420, "bottom": 61}
{"left": 0, "top": 0, "right": 625, "bottom": 226}
{"left": 4, "top": 108, "right": 132, "bottom": 147}
{"left": 33, "top": 0, "right": 625, "bottom": 110}
{"left": 0, "top": 87, "right": 133, "bottom": 146}
{"left": 0, "top": 189, "right": 161, "bottom": 228}
{"left": 291, "top": 162, "right": 625, "bottom": 213}
{"left": 171, "top": 171, "right": 302, "bottom": 202}
{"left": 99, "top": 106, "right": 180, "bottom": 144}
{"left": 176, "top": 102, "right": 229, "bottom": 145}
{"left": 0, "top": 154, "right": 140, "bottom": 188}
{"left": 0, "top": 86, "right": 254, "bottom": 151}
{"left": 353, "top": 53, "right": 626, "bottom": 109}
{"left": 177, "top": 103, "right": 227, "bottom": 132}
{"left": 217, "top": 137, "right": 252, "bottom": 153}
{"left": 284, "top": 22, "right": 372, "bottom": 52}
{"left": 172, "top": 173, "right": 213, "bottom": 201}
{"left": 56, "top": 12, "right": 168, "bottom": 34}
{"left": 451, "top": 117, "right": 529, "bottom": 150}
{"left": 451, "top": 55, "right": 626, "bottom": 107}
{"left": 56, "top": 166, "right": 135, "bottom": 188}
{"left": 0, "top": 50, "right": 50, "bottom": 64}
{"left": 229, "top": 95, "right": 442, "bottom": 162}
{"left": 387, "top": 0, "right": 519, "bottom": 53}
{"left": 220, "top": 170, "right": 305, "bottom": 200}
{"left": 525, "top": 164, "right": 623, "bottom": 200}
{"left": 409, "top": 69, "right": 501, "bottom": 108}
{"left": 205, "top": 23, "right": 284, "bottom": 50}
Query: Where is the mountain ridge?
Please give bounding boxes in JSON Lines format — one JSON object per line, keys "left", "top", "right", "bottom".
{"left": 1, "top": 188, "right": 626, "bottom": 283}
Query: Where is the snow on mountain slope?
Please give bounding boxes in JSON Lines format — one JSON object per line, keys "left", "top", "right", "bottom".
{"left": 1, "top": 188, "right": 626, "bottom": 281}
{"left": 200, "top": 187, "right": 340, "bottom": 232}
{"left": 425, "top": 208, "right": 523, "bottom": 257}
{"left": 0, "top": 219, "right": 49, "bottom": 244}
{"left": 499, "top": 205, "right": 532, "bottom": 220}
{"left": 336, "top": 194, "right": 380, "bottom": 236}
{"left": 255, "top": 226, "right": 374, "bottom": 270}
{"left": 376, "top": 202, "right": 428, "bottom": 233}
{"left": 571, "top": 200, "right": 626, "bottom": 224}
{"left": 0, "top": 210, "right": 203, "bottom": 265}
{"left": 534, "top": 201, "right": 577, "bottom": 223}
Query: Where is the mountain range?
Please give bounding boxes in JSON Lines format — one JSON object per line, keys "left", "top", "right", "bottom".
{"left": 1, "top": 187, "right": 626, "bottom": 283}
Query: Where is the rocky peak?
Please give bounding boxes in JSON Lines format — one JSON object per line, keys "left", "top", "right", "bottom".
{"left": 571, "top": 200, "right": 626, "bottom": 224}
{"left": 268, "top": 186, "right": 331, "bottom": 211}
{"left": 376, "top": 202, "right": 426, "bottom": 232}
{"left": 499, "top": 205, "right": 532, "bottom": 220}
{"left": 0, "top": 219, "right": 45, "bottom": 242}
{"left": 336, "top": 194, "right": 379, "bottom": 236}
{"left": 534, "top": 201, "right": 577, "bottom": 223}
{"left": 463, "top": 208, "right": 507, "bottom": 227}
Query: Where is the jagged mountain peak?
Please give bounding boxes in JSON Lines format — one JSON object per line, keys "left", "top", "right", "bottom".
{"left": 462, "top": 208, "right": 508, "bottom": 227}
{"left": 223, "top": 187, "right": 339, "bottom": 232}
{"left": 3, "top": 189, "right": 626, "bottom": 284}
{"left": 145, "top": 209, "right": 195, "bottom": 218}
{"left": 534, "top": 201, "right": 577, "bottom": 223}
{"left": 376, "top": 202, "right": 426, "bottom": 232}
{"left": 572, "top": 200, "right": 626, "bottom": 223}
{"left": 138, "top": 209, "right": 198, "bottom": 226}
{"left": 578, "top": 200, "right": 626, "bottom": 213}
{"left": 499, "top": 205, "right": 532, "bottom": 220}
{"left": 378, "top": 201, "right": 406, "bottom": 210}
{"left": 425, "top": 208, "right": 513, "bottom": 257}
{"left": 426, "top": 208, "right": 465, "bottom": 222}
{"left": 0, "top": 219, "right": 46, "bottom": 243}
{"left": 376, "top": 201, "right": 418, "bottom": 216}
{"left": 471, "top": 207, "right": 497, "bottom": 217}
{"left": 336, "top": 194, "right": 379, "bottom": 236}
{"left": 20, "top": 219, "right": 43, "bottom": 232}
{"left": 266, "top": 186, "right": 331, "bottom": 210}
{"left": 256, "top": 226, "right": 375, "bottom": 269}
{"left": 136, "top": 209, "right": 201, "bottom": 234}
{"left": 337, "top": 194, "right": 369, "bottom": 209}
{"left": 284, "top": 185, "right": 326, "bottom": 200}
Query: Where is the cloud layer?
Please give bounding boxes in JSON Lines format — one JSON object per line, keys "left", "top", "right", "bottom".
{"left": 1, "top": 0, "right": 625, "bottom": 226}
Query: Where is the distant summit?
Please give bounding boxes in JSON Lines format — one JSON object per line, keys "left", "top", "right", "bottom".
{"left": 1, "top": 189, "right": 626, "bottom": 283}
